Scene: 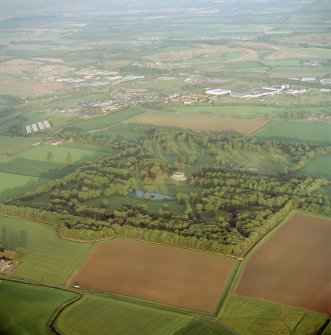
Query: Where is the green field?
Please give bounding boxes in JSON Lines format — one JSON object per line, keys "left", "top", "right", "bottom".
{"left": 0, "top": 216, "right": 93, "bottom": 284}
{"left": 221, "top": 296, "right": 329, "bottom": 335}
{"left": 56, "top": 294, "right": 192, "bottom": 335}
{"left": 0, "top": 281, "right": 77, "bottom": 335}
{"left": 299, "top": 155, "right": 331, "bottom": 179}
{"left": 99, "top": 194, "right": 185, "bottom": 214}
{"left": 70, "top": 108, "right": 146, "bottom": 131}
{"left": 256, "top": 120, "right": 331, "bottom": 143}
{"left": 0, "top": 135, "right": 42, "bottom": 156}
{"left": 0, "top": 172, "right": 49, "bottom": 203}
{"left": 177, "top": 320, "right": 235, "bottom": 335}
{"left": 0, "top": 158, "right": 74, "bottom": 178}
{"left": 17, "top": 144, "right": 105, "bottom": 164}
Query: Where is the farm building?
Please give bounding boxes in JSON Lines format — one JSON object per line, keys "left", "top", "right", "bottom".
{"left": 171, "top": 171, "right": 187, "bottom": 182}
{"left": 301, "top": 77, "right": 316, "bottom": 83}
{"left": 0, "top": 258, "right": 13, "bottom": 273}
{"left": 320, "top": 79, "right": 331, "bottom": 85}
{"left": 25, "top": 120, "right": 52, "bottom": 134}
{"left": 26, "top": 125, "right": 32, "bottom": 134}
{"left": 206, "top": 89, "right": 231, "bottom": 96}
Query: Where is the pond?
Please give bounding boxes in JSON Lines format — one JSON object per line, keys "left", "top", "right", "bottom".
{"left": 135, "top": 190, "right": 173, "bottom": 201}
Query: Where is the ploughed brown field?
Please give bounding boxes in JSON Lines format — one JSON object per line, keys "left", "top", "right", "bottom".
{"left": 70, "top": 239, "right": 235, "bottom": 313}
{"left": 236, "top": 213, "right": 331, "bottom": 315}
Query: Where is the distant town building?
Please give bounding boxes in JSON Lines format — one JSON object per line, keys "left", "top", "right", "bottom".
{"left": 206, "top": 89, "right": 231, "bottom": 96}
{"left": 320, "top": 79, "right": 331, "bottom": 85}
{"left": 301, "top": 77, "right": 316, "bottom": 83}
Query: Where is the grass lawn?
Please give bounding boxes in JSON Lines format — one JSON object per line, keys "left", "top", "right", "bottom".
{"left": 0, "top": 281, "right": 77, "bottom": 335}
{"left": 256, "top": 120, "right": 331, "bottom": 143}
{"left": 221, "top": 296, "right": 329, "bottom": 335}
{"left": 56, "top": 294, "right": 192, "bottom": 335}
{"left": 299, "top": 155, "right": 331, "bottom": 179}
{"left": 0, "top": 216, "right": 93, "bottom": 284}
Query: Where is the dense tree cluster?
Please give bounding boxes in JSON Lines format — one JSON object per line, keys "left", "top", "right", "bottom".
{"left": 7, "top": 129, "right": 331, "bottom": 255}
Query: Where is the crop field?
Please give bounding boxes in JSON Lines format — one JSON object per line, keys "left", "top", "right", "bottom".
{"left": 299, "top": 155, "right": 331, "bottom": 180}
{"left": 256, "top": 120, "right": 331, "bottom": 143}
{"left": 70, "top": 239, "right": 236, "bottom": 313}
{"left": 56, "top": 294, "right": 192, "bottom": 335}
{"left": 221, "top": 296, "right": 329, "bottom": 335}
{"left": 71, "top": 108, "right": 146, "bottom": 131}
{"left": 0, "top": 216, "right": 93, "bottom": 284}
{"left": 132, "top": 112, "right": 270, "bottom": 135}
{"left": 0, "top": 281, "right": 77, "bottom": 335}
{"left": 236, "top": 213, "right": 331, "bottom": 315}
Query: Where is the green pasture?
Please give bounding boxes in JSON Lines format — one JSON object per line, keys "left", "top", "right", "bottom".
{"left": 96, "top": 125, "right": 146, "bottom": 141}
{"left": 317, "top": 185, "right": 331, "bottom": 197}
{"left": 299, "top": 155, "right": 331, "bottom": 179}
{"left": 17, "top": 144, "right": 105, "bottom": 164}
{"left": 256, "top": 120, "right": 331, "bottom": 143}
{"left": 221, "top": 296, "right": 329, "bottom": 335}
{"left": 177, "top": 320, "right": 235, "bottom": 335}
{"left": 217, "top": 147, "right": 291, "bottom": 175}
{"left": 70, "top": 108, "right": 146, "bottom": 131}
{"left": 189, "top": 52, "right": 244, "bottom": 64}
{"left": 0, "top": 158, "right": 75, "bottom": 178}
{"left": 56, "top": 294, "right": 192, "bottom": 335}
{"left": 0, "top": 281, "right": 77, "bottom": 335}
{"left": 287, "top": 47, "right": 331, "bottom": 59}
{"left": 46, "top": 92, "right": 111, "bottom": 109}
{"left": 168, "top": 105, "right": 286, "bottom": 118}
{"left": 0, "top": 172, "right": 48, "bottom": 203}
{"left": 0, "top": 216, "right": 93, "bottom": 284}
{"left": 136, "top": 175, "right": 202, "bottom": 196}
{"left": 102, "top": 195, "right": 185, "bottom": 214}
{"left": 0, "top": 135, "right": 42, "bottom": 156}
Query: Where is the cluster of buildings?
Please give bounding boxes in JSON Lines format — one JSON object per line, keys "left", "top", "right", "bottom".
{"left": 26, "top": 120, "right": 51, "bottom": 134}
{"left": 203, "top": 84, "right": 314, "bottom": 100}
{"left": 26, "top": 64, "right": 147, "bottom": 90}
{"left": 307, "top": 114, "right": 331, "bottom": 121}
{"left": 230, "top": 85, "right": 290, "bottom": 99}
{"left": 288, "top": 77, "right": 331, "bottom": 85}
{"left": 164, "top": 93, "right": 219, "bottom": 105}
